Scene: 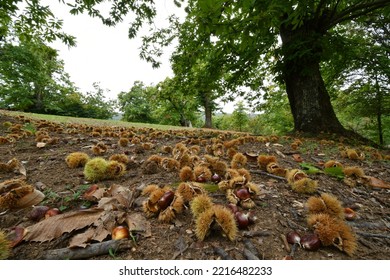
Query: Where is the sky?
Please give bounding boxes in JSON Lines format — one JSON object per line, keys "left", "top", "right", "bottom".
{"left": 44, "top": 0, "right": 236, "bottom": 113}
{"left": 46, "top": 0, "right": 181, "bottom": 98}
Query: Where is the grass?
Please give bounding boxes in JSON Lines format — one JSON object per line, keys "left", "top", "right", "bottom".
{"left": 0, "top": 109, "right": 192, "bottom": 131}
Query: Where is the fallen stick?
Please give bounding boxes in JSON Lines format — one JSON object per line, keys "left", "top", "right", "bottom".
{"left": 243, "top": 248, "right": 259, "bottom": 260}
{"left": 249, "top": 170, "right": 286, "bottom": 181}
{"left": 40, "top": 239, "right": 134, "bottom": 260}
{"left": 243, "top": 238, "right": 259, "bottom": 258}
{"left": 242, "top": 230, "right": 272, "bottom": 238}
{"left": 213, "top": 247, "right": 233, "bottom": 260}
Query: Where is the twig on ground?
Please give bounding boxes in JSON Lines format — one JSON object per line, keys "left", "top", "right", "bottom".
{"left": 250, "top": 170, "right": 286, "bottom": 181}
{"left": 40, "top": 239, "right": 134, "bottom": 260}
{"left": 213, "top": 246, "right": 233, "bottom": 260}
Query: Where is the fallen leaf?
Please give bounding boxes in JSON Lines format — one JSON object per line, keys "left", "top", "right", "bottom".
{"left": 125, "top": 212, "right": 151, "bottom": 238}
{"left": 18, "top": 162, "right": 27, "bottom": 176}
{"left": 36, "top": 142, "right": 46, "bottom": 148}
{"left": 300, "top": 162, "right": 323, "bottom": 174}
{"left": 275, "top": 149, "right": 286, "bottom": 158}
{"left": 363, "top": 176, "right": 390, "bottom": 189}
{"left": 68, "top": 227, "right": 95, "bottom": 248}
{"left": 324, "top": 166, "right": 345, "bottom": 179}
{"left": 8, "top": 226, "right": 27, "bottom": 247}
{"left": 292, "top": 154, "right": 303, "bottom": 162}
{"left": 24, "top": 208, "right": 104, "bottom": 242}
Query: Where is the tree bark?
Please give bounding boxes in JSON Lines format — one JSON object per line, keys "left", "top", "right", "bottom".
{"left": 203, "top": 91, "right": 213, "bottom": 128}
{"left": 280, "top": 23, "right": 346, "bottom": 135}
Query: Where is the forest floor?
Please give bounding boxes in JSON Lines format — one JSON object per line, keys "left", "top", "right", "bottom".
{"left": 0, "top": 110, "right": 389, "bottom": 260}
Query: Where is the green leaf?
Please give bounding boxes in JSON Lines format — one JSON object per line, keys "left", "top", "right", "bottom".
{"left": 324, "top": 166, "right": 345, "bottom": 180}
{"left": 299, "top": 162, "right": 323, "bottom": 174}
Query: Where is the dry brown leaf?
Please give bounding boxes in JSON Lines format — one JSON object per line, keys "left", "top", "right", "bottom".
{"left": 82, "top": 185, "right": 106, "bottom": 201}
{"left": 292, "top": 154, "right": 303, "bottom": 162}
{"left": 363, "top": 176, "right": 390, "bottom": 189}
{"left": 68, "top": 227, "right": 95, "bottom": 248}
{"left": 24, "top": 208, "right": 104, "bottom": 242}
{"left": 8, "top": 226, "right": 27, "bottom": 247}
{"left": 125, "top": 212, "right": 151, "bottom": 238}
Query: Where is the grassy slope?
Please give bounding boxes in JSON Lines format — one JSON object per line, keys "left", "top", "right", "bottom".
{"left": 0, "top": 109, "right": 192, "bottom": 131}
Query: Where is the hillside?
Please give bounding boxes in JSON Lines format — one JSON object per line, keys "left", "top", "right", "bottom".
{"left": 0, "top": 110, "right": 389, "bottom": 260}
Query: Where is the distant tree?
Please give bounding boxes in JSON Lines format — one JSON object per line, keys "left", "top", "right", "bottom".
{"left": 118, "top": 81, "right": 155, "bottom": 123}
{"left": 324, "top": 16, "right": 390, "bottom": 145}
{"left": 140, "top": 0, "right": 390, "bottom": 136}
{"left": 152, "top": 77, "right": 200, "bottom": 127}
{"left": 231, "top": 102, "right": 249, "bottom": 132}
{"left": 82, "top": 82, "right": 117, "bottom": 119}
{"left": 0, "top": 37, "right": 76, "bottom": 113}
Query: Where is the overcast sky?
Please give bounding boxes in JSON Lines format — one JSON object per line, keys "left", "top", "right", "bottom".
{"left": 46, "top": 0, "right": 181, "bottom": 98}
{"left": 44, "top": 0, "right": 236, "bottom": 113}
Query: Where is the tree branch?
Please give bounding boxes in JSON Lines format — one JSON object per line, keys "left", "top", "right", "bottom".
{"left": 328, "top": 0, "right": 390, "bottom": 28}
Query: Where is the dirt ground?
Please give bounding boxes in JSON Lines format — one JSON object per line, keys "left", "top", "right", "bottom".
{"left": 0, "top": 110, "right": 389, "bottom": 260}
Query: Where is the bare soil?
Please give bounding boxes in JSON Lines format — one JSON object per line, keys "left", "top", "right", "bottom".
{"left": 1, "top": 110, "right": 389, "bottom": 260}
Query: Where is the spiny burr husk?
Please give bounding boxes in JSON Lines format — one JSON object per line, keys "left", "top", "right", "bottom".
{"left": 193, "top": 165, "right": 212, "bottom": 181}
{"left": 307, "top": 213, "right": 357, "bottom": 256}
{"left": 306, "top": 193, "right": 345, "bottom": 220}
{"left": 177, "top": 182, "right": 206, "bottom": 204}
{"left": 257, "top": 155, "right": 277, "bottom": 170}
{"left": 190, "top": 194, "right": 214, "bottom": 218}
{"left": 0, "top": 179, "right": 44, "bottom": 209}
{"left": 106, "top": 160, "right": 126, "bottom": 179}
{"left": 0, "top": 230, "right": 11, "bottom": 260}
{"left": 158, "top": 194, "right": 184, "bottom": 223}
{"left": 179, "top": 166, "right": 195, "bottom": 182}
{"left": 83, "top": 157, "right": 108, "bottom": 182}
{"left": 231, "top": 152, "right": 248, "bottom": 169}
{"left": 324, "top": 160, "right": 343, "bottom": 169}
{"left": 195, "top": 205, "right": 237, "bottom": 241}
{"left": 291, "top": 178, "right": 318, "bottom": 194}
{"left": 342, "top": 166, "right": 365, "bottom": 178}
{"left": 65, "top": 152, "right": 90, "bottom": 168}
{"left": 109, "top": 153, "right": 129, "bottom": 165}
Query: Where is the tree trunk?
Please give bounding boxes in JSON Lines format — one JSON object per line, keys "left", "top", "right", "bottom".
{"left": 203, "top": 91, "right": 213, "bottom": 128}
{"left": 280, "top": 23, "right": 346, "bottom": 135}
{"left": 375, "top": 76, "right": 383, "bottom": 145}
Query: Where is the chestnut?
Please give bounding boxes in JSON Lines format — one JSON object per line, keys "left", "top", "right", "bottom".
{"left": 112, "top": 226, "right": 129, "bottom": 240}
{"left": 157, "top": 191, "right": 175, "bottom": 210}
{"left": 235, "top": 211, "right": 250, "bottom": 229}
{"left": 227, "top": 203, "right": 239, "bottom": 214}
{"left": 29, "top": 205, "right": 50, "bottom": 221}
{"left": 286, "top": 231, "right": 301, "bottom": 245}
{"left": 196, "top": 175, "right": 207, "bottom": 183}
{"left": 45, "top": 208, "right": 61, "bottom": 218}
{"left": 301, "top": 233, "right": 321, "bottom": 251}
{"left": 234, "top": 188, "right": 251, "bottom": 200}
{"left": 211, "top": 173, "right": 221, "bottom": 183}
{"left": 344, "top": 207, "right": 356, "bottom": 221}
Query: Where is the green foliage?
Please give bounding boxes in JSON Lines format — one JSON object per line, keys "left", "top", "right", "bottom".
{"left": 152, "top": 77, "right": 201, "bottom": 127}
{"left": 324, "top": 17, "right": 390, "bottom": 146}
{"left": 0, "top": 38, "right": 75, "bottom": 113}
{"left": 118, "top": 81, "right": 156, "bottom": 123}
{"left": 1, "top": 0, "right": 76, "bottom": 46}
{"left": 300, "top": 162, "right": 323, "bottom": 175}
{"left": 231, "top": 102, "right": 250, "bottom": 132}
{"left": 324, "top": 166, "right": 345, "bottom": 180}
{"left": 82, "top": 83, "right": 117, "bottom": 119}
